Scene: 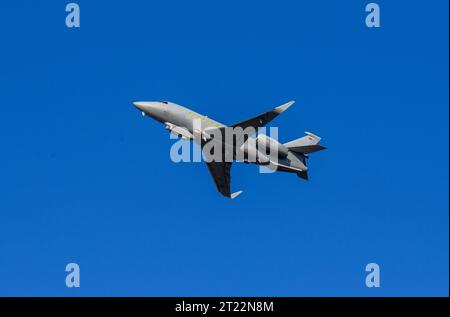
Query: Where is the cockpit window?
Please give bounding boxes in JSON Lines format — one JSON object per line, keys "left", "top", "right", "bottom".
{"left": 160, "top": 100, "right": 169, "bottom": 104}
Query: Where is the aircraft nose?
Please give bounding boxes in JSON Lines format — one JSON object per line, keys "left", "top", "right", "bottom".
{"left": 132, "top": 101, "right": 167, "bottom": 122}
{"left": 133, "top": 101, "right": 162, "bottom": 110}
{"left": 133, "top": 102, "right": 147, "bottom": 111}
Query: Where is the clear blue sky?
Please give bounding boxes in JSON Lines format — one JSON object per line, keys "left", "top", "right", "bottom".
{"left": 0, "top": 0, "right": 448, "bottom": 296}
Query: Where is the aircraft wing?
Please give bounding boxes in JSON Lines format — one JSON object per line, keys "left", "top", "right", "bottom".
{"left": 205, "top": 161, "right": 243, "bottom": 199}
{"left": 229, "top": 101, "right": 294, "bottom": 129}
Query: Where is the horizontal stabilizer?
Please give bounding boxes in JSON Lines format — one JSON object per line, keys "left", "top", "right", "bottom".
{"left": 297, "top": 170, "right": 309, "bottom": 180}
{"left": 268, "top": 160, "right": 305, "bottom": 173}
{"left": 284, "top": 132, "right": 326, "bottom": 154}
{"left": 288, "top": 144, "right": 327, "bottom": 154}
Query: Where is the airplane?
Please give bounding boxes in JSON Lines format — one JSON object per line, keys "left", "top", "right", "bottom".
{"left": 132, "top": 100, "right": 326, "bottom": 198}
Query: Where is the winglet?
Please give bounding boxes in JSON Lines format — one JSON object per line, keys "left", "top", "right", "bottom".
{"left": 230, "top": 190, "right": 243, "bottom": 199}
{"left": 274, "top": 100, "right": 295, "bottom": 114}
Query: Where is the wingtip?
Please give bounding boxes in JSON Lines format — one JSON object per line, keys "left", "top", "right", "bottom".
{"left": 275, "top": 100, "right": 295, "bottom": 113}
{"left": 230, "top": 190, "right": 243, "bottom": 199}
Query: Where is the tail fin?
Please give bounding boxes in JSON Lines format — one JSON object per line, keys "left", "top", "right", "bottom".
{"left": 284, "top": 132, "right": 326, "bottom": 154}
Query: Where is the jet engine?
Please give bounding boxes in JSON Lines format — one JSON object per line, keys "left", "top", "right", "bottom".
{"left": 256, "top": 134, "right": 289, "bottom": 158}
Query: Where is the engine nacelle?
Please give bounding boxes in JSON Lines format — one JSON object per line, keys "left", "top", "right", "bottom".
{"left": 256, "top": 134, "right": 289, "bottom": 158}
